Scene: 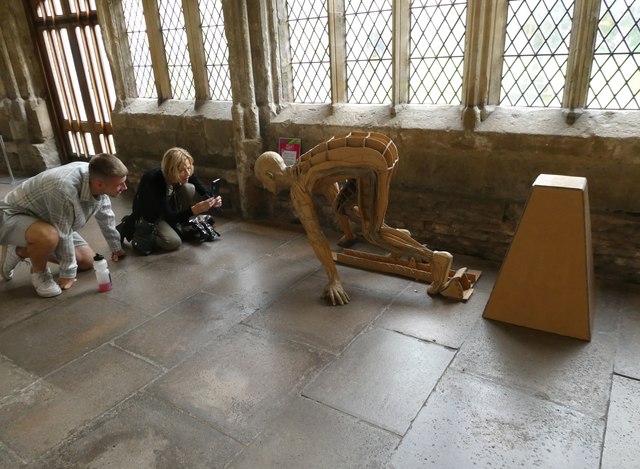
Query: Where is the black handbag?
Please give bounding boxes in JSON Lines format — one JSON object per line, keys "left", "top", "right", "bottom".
{"left": 131, "top": 218, "right": 157, "bottom": 255}
{"left": 175, "top": 214, "right": 220, "bottom": 242}
{"left": 115, "top": 215, "right": 135, "bottom": 243}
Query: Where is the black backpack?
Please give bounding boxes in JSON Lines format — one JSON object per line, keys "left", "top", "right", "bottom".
{"left": 131, "top": 218, "right": 157, "bottom": 255}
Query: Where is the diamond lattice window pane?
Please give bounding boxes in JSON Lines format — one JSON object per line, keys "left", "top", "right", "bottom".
{"left": 158, "top": 0, "right": 195, "bottom": 100}
{"left": 287, "top": 0, "right": 331, "bottom": 103}
{"left": 199, "top": 0, "right": 232, "bottom": 101}
{"left": 122, "top": 0, "right": 156, "bottom": 98}
{"left": 345, "top": 0, "right": 392, "bottom": 104}
{"left": 500, "top": 0, "right": 573, "bottom": 107}
{"left": 588, "top": 0, "right": 640, "bottom": 109}
{"left": 409, "top": 0, "right": 466, "bottom": 105}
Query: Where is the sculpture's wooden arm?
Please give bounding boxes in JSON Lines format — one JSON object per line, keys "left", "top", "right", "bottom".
{"left": 291, "top": 185, "right": 350, "bottom": 305}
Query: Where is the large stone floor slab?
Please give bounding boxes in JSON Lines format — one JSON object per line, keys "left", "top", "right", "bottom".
{"left": 268, "top": 230, "right": 326, "bottom": 266}
{"left": 113, "top": 248, "right": 231, "bottom": 314}
{"left": 612, "top": 284, "right": 640, "bottom": 380}
{"left": 243, "top": 275, "right": 394, "bottom": 354}
{"left": 38, "top": 392, "right": 243, "bottom": 469}
{"left": 615, "top": 310, "right": 640, "bottom": 380}
{"left": 390, "top": 369, "right": 603, "bottom": 468}
{"left": 0, "top": 274, "right": 63, "bottom": 330}
{"left": 0, "top": 356, "right": 34, "bottom": 400}
{"left": 115, "top": 291, "right": 253, "bottom": 368}
{"left": 451, "top": 319, "right": 616, "bottom": 417}
{"left": 201, "top": 251, "right": 319, "bottom": 312}
{"left": 190, "top": 223, "right": 299, "bottom": 273}
{"left": 304, "top": 326, "right": 454, "bottom": 434}
{"left": 0, "top": 345, "right": 160, "bottom": 461}
{"left": 601, "top": 375, "right": 640, "bottom": 469}
{"left": 0, "top": 444, "right": 22, "bottom": 469}
{"left": 0, "top": 294, "right": 150, "bottom": 376}
{"left": 376, "top": 283, "right": 488, "bottom": 348}
{"left": 229, "top": 396, "right": 400, "bottom": 469}
{"left": 148, "top": 325, "right": 327, "bottom": 444}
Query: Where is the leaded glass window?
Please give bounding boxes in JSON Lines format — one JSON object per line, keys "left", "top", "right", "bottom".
{"left": 501, "top": 0, "right": 574, "bottom": 107}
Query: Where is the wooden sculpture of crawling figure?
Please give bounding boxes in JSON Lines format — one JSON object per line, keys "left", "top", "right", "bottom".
{"left": 254, "top": 131, "right": 453, "bottom": 305}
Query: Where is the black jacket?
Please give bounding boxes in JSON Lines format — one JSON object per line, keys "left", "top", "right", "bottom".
{"left": 131, "top": 167, "right": 211, "bottom": 227}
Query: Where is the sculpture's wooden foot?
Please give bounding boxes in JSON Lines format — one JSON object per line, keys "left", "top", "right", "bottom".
{"left": 337, "top": 235, "right": 362, "bottom": 248}
{"left": 439, "top": 267, "right": 475, "bottom": 300}
{"left": 332, "top": 249, "right": 480, "bottom": 301}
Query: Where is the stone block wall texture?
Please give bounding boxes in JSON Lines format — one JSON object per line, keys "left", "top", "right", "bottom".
{"left": 111, "top": 100, "right": 242, "bottom": 212}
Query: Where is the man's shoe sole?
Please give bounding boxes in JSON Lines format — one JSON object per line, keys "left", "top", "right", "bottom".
{"left": 37, "top": 287, "right": 63, "bottom": 298}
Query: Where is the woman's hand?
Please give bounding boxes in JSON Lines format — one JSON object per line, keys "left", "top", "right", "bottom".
{"left": 192, "top": 196, "right": 222, "bottom": 215}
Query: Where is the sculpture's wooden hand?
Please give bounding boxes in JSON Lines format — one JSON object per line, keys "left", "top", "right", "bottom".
{"left": 324, "top": 279, "right": 350, "bottom": 305}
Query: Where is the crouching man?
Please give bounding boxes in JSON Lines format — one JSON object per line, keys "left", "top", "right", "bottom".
{"left": 0, "top": 153, "right": 128, "bottom": 297}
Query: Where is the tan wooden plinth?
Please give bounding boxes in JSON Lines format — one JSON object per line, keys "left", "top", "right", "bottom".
{"left": 483, "top": 174, "right": 595, "bottom": 340}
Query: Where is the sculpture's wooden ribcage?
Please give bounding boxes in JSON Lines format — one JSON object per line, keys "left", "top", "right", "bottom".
{"left": 297, "top": 131, "right": 398, "bottom": 228}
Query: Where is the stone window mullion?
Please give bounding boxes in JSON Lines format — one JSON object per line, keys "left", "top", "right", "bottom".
{"left": 392, "top": 0, "right": 410, "bottom": 108}
{"left": 328, "top": 0, "right": 347, "bottom": 103}
{"left": 487, "top": 0, "right": 508, "bottom": 105}
{"left": 182, "top": 0, "right": 211, "bottom": 101}
{"left": 563, "top": 0, "right": 601, "bottom": 111}
{"left": 461, "top": 0, "right": 505, "bottom": 127}
{"left": 142, "top": 0, "right": 172, "bottom": 100}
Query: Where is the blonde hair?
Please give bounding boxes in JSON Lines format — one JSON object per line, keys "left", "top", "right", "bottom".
{"left": 161, "top": 147, "right": 194, "bottom": 182}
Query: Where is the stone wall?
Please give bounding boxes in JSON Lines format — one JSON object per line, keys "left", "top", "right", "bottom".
{"left": 111, "top": 100, "right": 242, "bottom": 211}
{"left": 0, "top": 2, "right": 61, "bottom": 175}
{"left": 111, "top": 100, "right": 640, "bottom": 283}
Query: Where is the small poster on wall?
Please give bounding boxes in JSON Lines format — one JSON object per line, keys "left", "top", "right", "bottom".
{"left": 279, "top": 137, "right": 301, "bottom": 165}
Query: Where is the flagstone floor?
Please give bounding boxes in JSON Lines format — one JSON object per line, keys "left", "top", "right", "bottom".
{"left": 0, "top": 182, "right": 639, "bottom": 468}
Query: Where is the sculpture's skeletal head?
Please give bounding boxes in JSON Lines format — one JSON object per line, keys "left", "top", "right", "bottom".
{"left": 255, "top": 151, "right": 288, "bottom": 194}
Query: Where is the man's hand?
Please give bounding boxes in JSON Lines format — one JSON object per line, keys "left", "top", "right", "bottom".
{"left": 59, "top": 277, "right": 77, "bottom": 290}
{"left": 324, "top": 279, "right": 350, "bottom": 306}
{"left": 111, "top": 249, "right": 126, "bottom": 262}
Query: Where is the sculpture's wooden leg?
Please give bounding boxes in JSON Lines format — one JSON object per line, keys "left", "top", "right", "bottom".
{"left": 332, "top": 249, "right": 480, "bottom": 300}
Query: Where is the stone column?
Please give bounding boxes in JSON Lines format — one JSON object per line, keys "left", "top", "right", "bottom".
{"left": 222, "top": 0, "right": 263, "bottom": 217}
{"left": 0, "top": 2, "right": 60, "bottom": 174}
{"left": 96, "top": 0, "right": 138, "bottom": 106}
{"left": 247, "top": 0, "right": 279, "bottom": 122}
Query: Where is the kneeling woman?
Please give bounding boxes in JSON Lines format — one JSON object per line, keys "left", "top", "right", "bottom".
{"left": 121, "top": 147, "right": 222, "bottom": 252}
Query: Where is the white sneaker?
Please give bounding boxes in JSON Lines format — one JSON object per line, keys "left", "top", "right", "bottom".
{"left": 31, "top": 269, "right": 62, "bottom": 298}
{"left": 1, "top": 245, "right": 27, "bottom": 281}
